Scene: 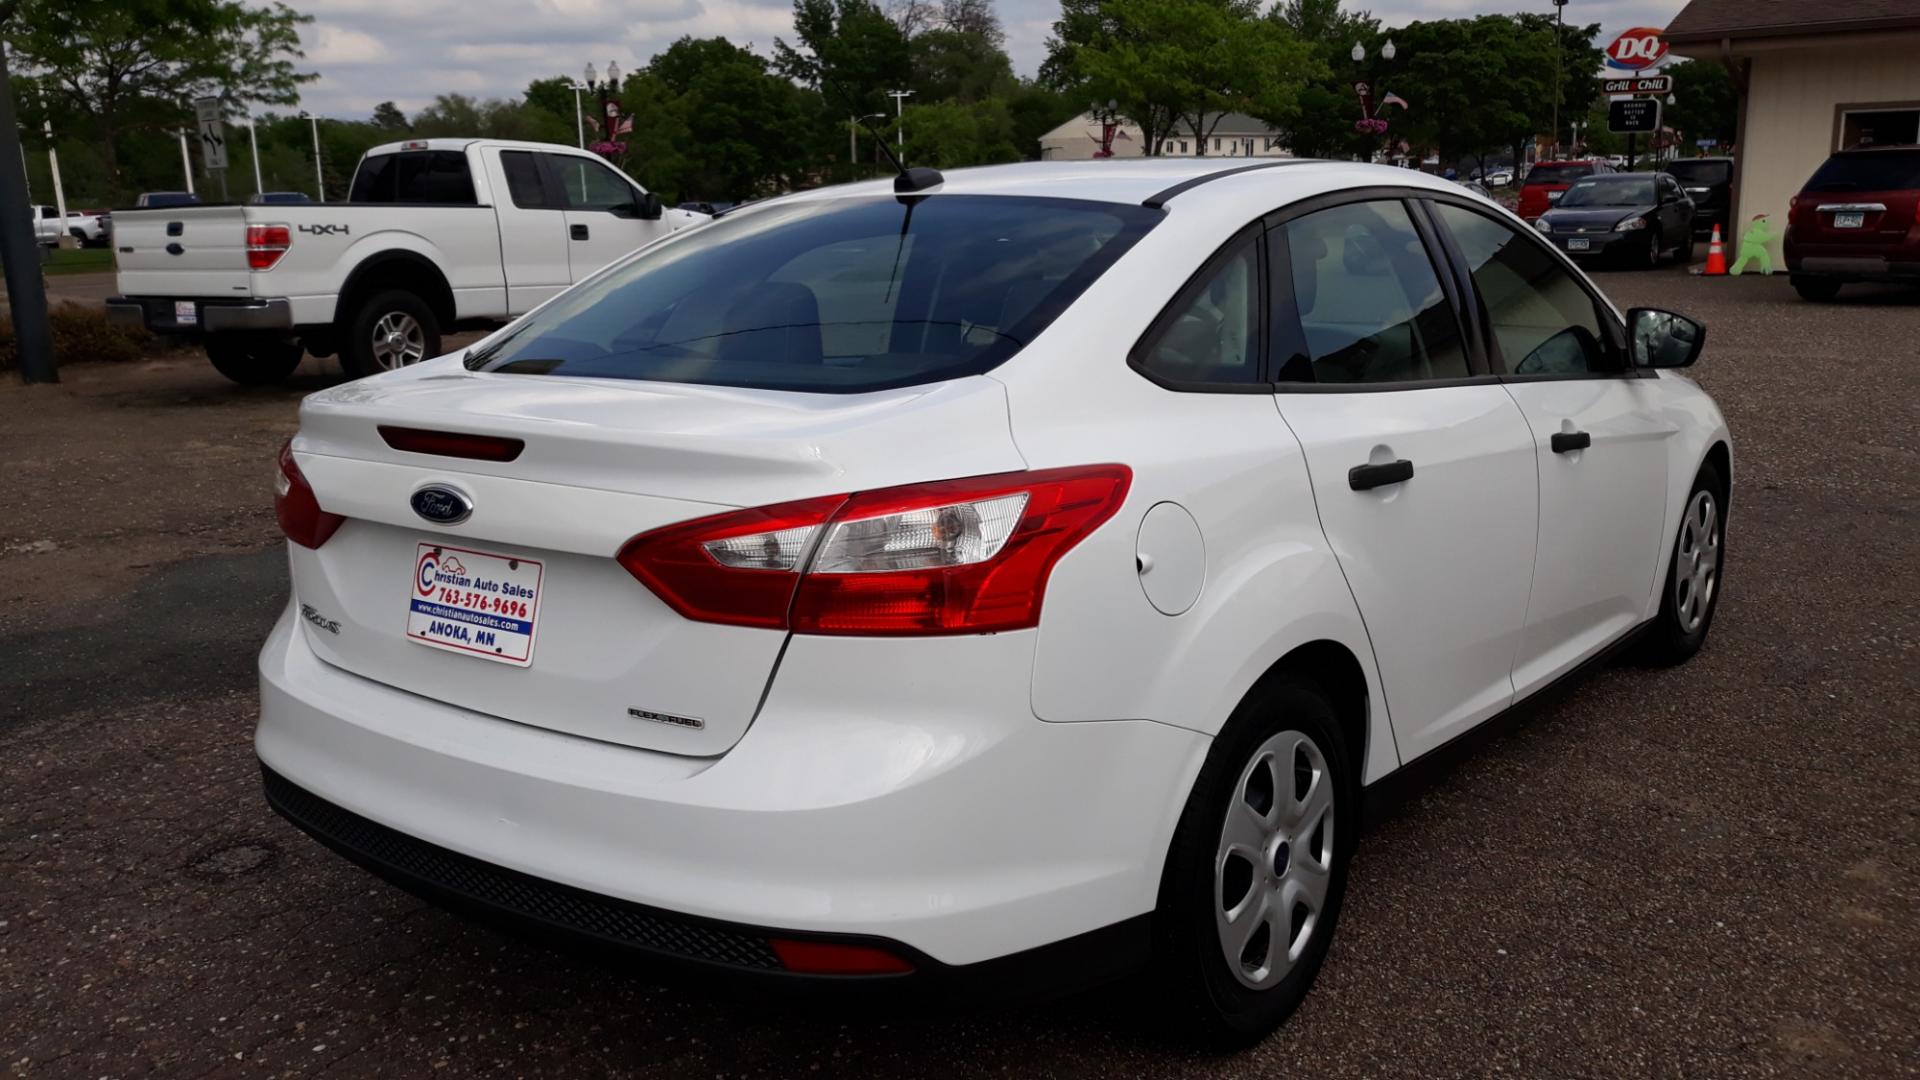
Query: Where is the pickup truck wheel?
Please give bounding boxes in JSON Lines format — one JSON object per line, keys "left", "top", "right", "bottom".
{"left": 205, "top": 334, "right": 304, "bottom": 386}
{"left": 341, "top": 289, "right": 440, "bottom": 378}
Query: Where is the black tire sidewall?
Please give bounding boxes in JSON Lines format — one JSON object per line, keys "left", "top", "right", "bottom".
{"left": 205, "top": 334, "right": 303, "bottom": 386}
{"left": 1154, "top": 676, "right": 1357, "bottom": 1046}
{"left": 341, "top": 289, "right": 440, "bottom": 379}
{"left": 1642, "top": 461, "right": 1728, "bottom": 663}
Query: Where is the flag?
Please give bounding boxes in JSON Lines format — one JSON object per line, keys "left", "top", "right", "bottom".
{"left": 1380, "top": 92, "right": 1411, "bottom": 111}
{"left": 614, "top": 117, "right": 634, "bottom": 136}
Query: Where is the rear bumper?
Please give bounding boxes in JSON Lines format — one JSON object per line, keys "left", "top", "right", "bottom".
{"left": 106, "top": 295, "right": 293, "bottom": 333}
{"left": 1786, "top": 255, "right": 1920, "bottom": 281}
{"left": 255, "top": 600, "right": 1209, "bottom": 972}
{"left": 1543, "top": 231, "right": 1635, "bottom": 258}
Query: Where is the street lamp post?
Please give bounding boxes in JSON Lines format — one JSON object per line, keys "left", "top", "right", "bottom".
{"left": 567, "top": 81, "right": 589, "bottom": 148}
{"left": 887, "top": 89, "right": 914, "bottom": 164}
{"left": 1090, "top": 99, "right": 1120, "bottom": 158}
{"left": 300, "top": 112, "right": 324, "bottom": 201}
{"left": 583, "top": 61, "right": 622, "bottom": 157}
{"left": 1551, "top": 0, "right": 1568, "bottom": 158}
{"left": 1350, "top": 38, "right": 1398, "bottom": 163}
{"left": 848, "top": 112, "right": 886, "bottom": 180}
{"left": 178, "top": 129, "right": 196, "bottom": 195}
{"left": 247, "top": 115, "right": 264, "bottom": 195}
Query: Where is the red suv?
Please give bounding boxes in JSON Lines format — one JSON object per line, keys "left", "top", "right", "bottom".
{"left": 1786, "top": 146, "right": 1920, "bottom": 301}
{"left": 1517, "top": 160, "right": 1616, "bottom": 221}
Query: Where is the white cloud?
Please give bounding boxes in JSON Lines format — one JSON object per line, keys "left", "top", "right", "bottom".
{"left": 279, "top": 0, "right": 1699, "bottom": 119}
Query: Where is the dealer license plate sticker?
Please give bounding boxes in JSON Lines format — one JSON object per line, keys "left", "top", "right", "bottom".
{"left": 1566, "top": 238, "right": 1591, "bottom": 251}
{"left": 174, "top": 301, "right": 198, "bottom": 325}
{"left": 408, "top": 543, "right": 543, "bottom": 666}
{"left": 1833, "top": 212, "right": 1865, "bottom": 229}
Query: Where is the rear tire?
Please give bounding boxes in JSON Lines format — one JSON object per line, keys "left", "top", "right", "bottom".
{"left": 1153, "top": 674, "right": 1356, "bottom": 1048}
{"left": 1792, "top": 276, "right": 1842, "bottom": 302}
{"left": 205, "top": 334, "right": 304, "bottom": 386}
{"left": 339, "top": 289, "right": 440, "bottom": 379}
{"left": 1640, "top": 229, "right": 1663, "bottom": 269}
{"left": 1637, "top": 461, "right": 1727, "bottom": 666}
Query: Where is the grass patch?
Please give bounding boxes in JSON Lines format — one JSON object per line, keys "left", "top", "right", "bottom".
{"left": 0, "top": 301, "right": 160, "bottom": 371}
{"left": 44, "top": 246, "right": 114, "bottom": 276}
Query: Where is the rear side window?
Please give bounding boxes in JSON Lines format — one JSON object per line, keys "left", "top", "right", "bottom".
{"left": 1133, "top": 233, "right": 1261, "bottom": 386}
{"left": 1525, "top": 164, "right": 1594, "bottom": 185}
{"left": 1804, "top": 151, "right": 1920, "bottom": 192}
{"left": 500, "top": 150, "right": 553, "bottom": 209}
{"left": 349, "top": 151, "right": 476, "bottom": 204}
{"left": 1276, "top": 200, "right": 1468, "bottom": 384}
{"left": 464, "top": 195, "right": 1159, "bottom": 393}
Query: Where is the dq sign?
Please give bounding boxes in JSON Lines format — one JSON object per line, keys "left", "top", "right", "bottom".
{"left": 1605, "top": 27, "right": 1669, "bottom": 71}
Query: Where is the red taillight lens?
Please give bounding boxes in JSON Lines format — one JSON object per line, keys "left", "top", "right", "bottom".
{"left": 275, "top": 439, "right": 345, "bottom": 549}
{"left": 246, "top": 224, "right": 291, "bottom": 270}
{"left": 767, "top": 938, "right": 914, "bottom": 975}
{"left": 617, "top": 495, "right": 848, "bottom": 629}
{"left": 378, "top": 425, "right": 526, "bottom": 462}
{"left": 617, "top": 465, "right": 1131, "bottom": 635}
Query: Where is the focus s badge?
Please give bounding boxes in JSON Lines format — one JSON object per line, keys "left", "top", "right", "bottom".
{"left": 410, "top": 484, "right": 473, "bottom": 525}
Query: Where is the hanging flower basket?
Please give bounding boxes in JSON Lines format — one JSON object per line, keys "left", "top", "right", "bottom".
{"left": 1354, "top": 118, "right": 1390, "bottom": 136}
{"left": 589, "top": 140, "right": 628, "bottom": 156}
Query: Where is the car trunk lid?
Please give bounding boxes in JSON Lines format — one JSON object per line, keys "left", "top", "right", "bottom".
{"left": 1793, "top": 150, "right": 1920, "bottom": 249}
{"left": 286, "top": 365, "right": 1025, "bottom": 756}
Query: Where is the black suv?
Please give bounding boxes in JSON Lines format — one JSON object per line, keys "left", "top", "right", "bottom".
{"left": 1664, "top": 157, "right": 1734, "bottom": 238}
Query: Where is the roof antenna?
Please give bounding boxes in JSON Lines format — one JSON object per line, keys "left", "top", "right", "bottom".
{"left": 824, "top": 75, "right": 943, "bottom": 195}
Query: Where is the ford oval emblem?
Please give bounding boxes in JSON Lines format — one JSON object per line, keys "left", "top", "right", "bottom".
{"left": 410, "top": 485, "right": 473, "bottom": 525}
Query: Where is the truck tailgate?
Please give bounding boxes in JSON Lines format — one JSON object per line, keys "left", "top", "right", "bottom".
{"left": 114, "top": 206, "right": 252, "bottom": 297}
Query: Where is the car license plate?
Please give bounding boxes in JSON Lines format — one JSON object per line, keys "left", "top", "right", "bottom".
{"left": 1834, "top": 212, "right": 1865, "bottom": 229}
{"left": 174, "top": 301, "right": 197, "bottom": 325}
{"left": 1566, "top": 238, "right": 1591, "bottom": 251}
{"left": 408, "top": 543, "right": 543, "bottom": 666}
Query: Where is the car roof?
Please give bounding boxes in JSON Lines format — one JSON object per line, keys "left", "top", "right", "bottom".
{"left": 770, "top": 158, "right": 1464, "bottom": 210}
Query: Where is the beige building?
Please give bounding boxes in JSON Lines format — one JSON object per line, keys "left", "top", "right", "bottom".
{"left": 1038, "top": 112, "right": 1292, "bottom": 160}
{"left": 1666, "top": 0, "right": 1920, "bottom": 262}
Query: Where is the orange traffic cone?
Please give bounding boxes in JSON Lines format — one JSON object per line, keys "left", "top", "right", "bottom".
{"left": 1702, "top": 224, "right": 1728, "bottom": 276}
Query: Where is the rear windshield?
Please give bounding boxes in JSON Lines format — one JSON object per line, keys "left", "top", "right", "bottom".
{"left": 349, "top": 151, "right": 478, "bottom": 204}
{"left": 1665, "top": 160, "right": 1731, "bottom": 186}
{"left": 1525, "top": 163, "right": 1595, "bottom": 185}
{"left": 464, "top": 195, "right": 1160, "bottom": 393}
{"left": 1804, "top": 151, "right": 1920, "bottom": 192}
{"left": 1559, "top": 176, "right": 1656, "bottom": 207}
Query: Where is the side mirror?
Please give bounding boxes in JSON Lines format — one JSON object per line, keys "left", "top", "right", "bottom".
{"left": 1627, "top": 307, "right": 1706, "bottom": 368}
{"left": 637, "top": 191, "right": 663, "bottom": 221}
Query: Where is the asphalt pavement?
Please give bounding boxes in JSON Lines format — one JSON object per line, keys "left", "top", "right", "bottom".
{"left": 1, "top": 267, "right": 1915, "bottom": 1078}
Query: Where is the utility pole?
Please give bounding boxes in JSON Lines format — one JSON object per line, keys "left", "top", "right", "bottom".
{"left": 0, "top": 17, "right": 57, "bottom": 383}
{"left": 568, "top": 82, "right": 588, "bottom": 148}
{"left": 305, "top": 113, "right": 324, "bottom": 201}
{"left": 178, "top": 130, "right": 196, "bottom": 194}
{"left": 247, "top": 115, "right": 264, "bottom": 194}
{"left": 42, "top": 117, "right": 65, "bottom": 225}
{"left": 1551, "top": 0, "right": 1568, "bottom": 157}
{"left": 887, "top": 89, "right": 913, "bottom": 162}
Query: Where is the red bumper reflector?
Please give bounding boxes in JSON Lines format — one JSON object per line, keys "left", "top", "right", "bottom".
{"left": 767, "top": 938, "right": 915, "bottom": 975}
{"left": 378, "top": 425, "right": 525, "bottom": 462}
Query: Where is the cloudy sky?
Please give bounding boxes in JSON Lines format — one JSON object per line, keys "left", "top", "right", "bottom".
{"left": 291, "top": 0, "right": 1694, "bottom": 119}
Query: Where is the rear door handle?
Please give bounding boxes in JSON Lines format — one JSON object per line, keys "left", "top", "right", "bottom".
{"left": 1348, "top": 459, "right": 1414, "bottom": 491}
{"left": 1551, "top": 431, "right": 1592, "bottom": 454}
{"left": 570, "top": 224, "right": 589, "bottom": 241}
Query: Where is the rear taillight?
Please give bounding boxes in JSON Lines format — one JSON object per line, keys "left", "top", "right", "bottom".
{"left": 275, "top": 439, "right": 345, "bottom": 549}
{"left": 247, "top": 224, "right": 291, "bottom": 270}
{"left": 617, "top": 466, "right": 1131, "bottom": 635}
{"left": 378, "top": 425, "right": 525, "bottom": 462}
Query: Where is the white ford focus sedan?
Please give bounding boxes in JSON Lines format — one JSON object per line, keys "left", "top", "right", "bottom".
{"left": 258, "top": 158, "right": 1730, "bottom": 1043}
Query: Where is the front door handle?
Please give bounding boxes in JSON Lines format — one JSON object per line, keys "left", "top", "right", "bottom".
{"left": 1349, "top": 459, "right": 1414, "bottom": 491}
{"left": 1551, "top": 431, "right": 1592, "bottom": 454}
{"left": 570, "top": 224, "right": 590, "bottom": 241}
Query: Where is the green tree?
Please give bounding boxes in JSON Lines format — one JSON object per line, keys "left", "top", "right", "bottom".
{"left": 370, "top": 101, "right": 409, "bottom": 132}
{"left": 644, "top": 37, "right": 812, "bottom": 200}
{"left": 5, "top": 0, "right": 314, "bottom": 182}
{"left": 899, "top": 98, "right": 1021, "bottom": 167}
{"left": 1665, "top": 59, "right": 1736, "bottom": 149}
{"left": 1266, "top": 0, "right": 1380, "bottom": 159}
{"left": 911, "top": 28, "right": 1015, "bottom": 104}
{"left": 774, "top": 0, "right": 910, "bottom": 116}
{"left": 522, "top": 77, "right": 579, "bottom": 129}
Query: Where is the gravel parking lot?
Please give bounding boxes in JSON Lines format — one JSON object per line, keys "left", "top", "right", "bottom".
{"left": 2, "top": 269, "right": 1915, "bottom": 1078}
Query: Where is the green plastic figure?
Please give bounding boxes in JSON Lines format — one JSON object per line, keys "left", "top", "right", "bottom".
{"left": 1730, "top": 213, "right": 1777, "bottom": 276}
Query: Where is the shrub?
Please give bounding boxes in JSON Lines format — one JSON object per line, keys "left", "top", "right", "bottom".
{"left": 0, "top": 301, "right": 159, "bottom": 371}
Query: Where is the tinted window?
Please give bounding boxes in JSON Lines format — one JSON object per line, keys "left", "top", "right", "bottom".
{"left": 500, "top": 150, "right": 552, "bottom": 209}
{"left": 1278, "top": 200, "right": 1468, "bottom": 384}
{"left": 464, "top": 195, "right": 1158, "bottom": 393}
{"left": 1666, "top": 160, "right": 1731, "bottom": 186}
{"left": 1804, "top": 150, "right": 1920, "bottom": 192}
{"left": 542, "top": 153, "right": 635, "bottom": 211}
{"left": 1525, "top": 163, "right": 1595, "bottom": 185}
{"left": 1436, "top": 204, "right": 1609, "bottom": 377}
{"left": 394, "top": 151, "right": 476, "bottom": 204}
{"left": 347, "top": 154, "right": 395, "bottom": 202}
{"left": 1559, "top": 176, "right": 1657, "bottom": 207}
{"left": 1134, "top": 234, "right": 1260, "bottom": 386}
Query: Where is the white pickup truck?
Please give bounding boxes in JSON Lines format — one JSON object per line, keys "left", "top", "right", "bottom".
{"left": 108, "top": 138, "right": 704, "bottom": 384}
